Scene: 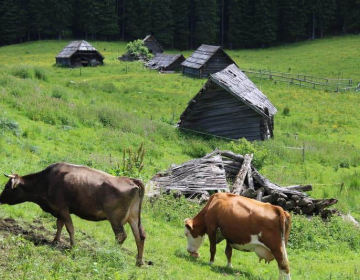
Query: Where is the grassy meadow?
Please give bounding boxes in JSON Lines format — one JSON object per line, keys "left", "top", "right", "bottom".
{"left": 0, "top": 35, "right": 360, "bottom": 279}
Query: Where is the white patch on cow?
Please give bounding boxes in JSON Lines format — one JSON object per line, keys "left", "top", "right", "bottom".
{"left": 184, "top": 227, "right": 205, "bottom": 254}
{"left": 227, "top": 262, "right": 233, "bottom": 269}
{"left": 231, "top": 234, "right": 275, "bottom": 263}
{"left": 279, "top": 269, "right": 291, "bottom": 280}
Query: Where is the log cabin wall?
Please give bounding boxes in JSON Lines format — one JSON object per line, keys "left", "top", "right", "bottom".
{"left": 179, "top": 81, "right": 266, "bottom": 140}
{"left": 201, "top": 50, "right": 234, "bottom": 78}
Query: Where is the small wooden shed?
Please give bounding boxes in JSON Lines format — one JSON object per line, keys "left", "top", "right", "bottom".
{"left": 143, "top": 35, "right": 164, "bottom": 54}
{"left": 56, "top": 40, "right": 104, "bottom": 67}
{"left": 178, "top": 64, "right": 277, "bottom": 141}
{"left": 146, "top": 54, "right": 185, "bottom": 72}
{"left": 181, "top": 44, "right": 236, "bottom": 78}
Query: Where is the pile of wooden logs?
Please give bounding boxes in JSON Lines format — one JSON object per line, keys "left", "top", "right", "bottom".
{"left": 221, "top": 150, "right": 337, "bottom": 217}
{"left": 149, "top": 150, "right": 338, "bottom": 218}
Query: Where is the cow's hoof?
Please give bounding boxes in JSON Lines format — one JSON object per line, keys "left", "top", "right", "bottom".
{"left": 209, "top": 261, "right": 214, "bottom": 266}
{"left": 227, "top": 263, "right": 233, "bottom": 269}
{"left": 136, "top": 260, "right": 144, "bottom": 267}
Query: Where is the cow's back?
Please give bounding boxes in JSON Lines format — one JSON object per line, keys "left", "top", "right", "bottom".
{"left": 46, "top": 163, "right": 140, "bottom": 221}
{"left": 205, "top": 193, "right": 287, "bottom": 248}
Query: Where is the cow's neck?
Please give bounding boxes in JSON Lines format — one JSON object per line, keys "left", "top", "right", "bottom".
{"left": 20, "top": 173, "right": 47, "bottom": 203}
{"left": 192, "top": 205, "right": 208, "bottom": 237}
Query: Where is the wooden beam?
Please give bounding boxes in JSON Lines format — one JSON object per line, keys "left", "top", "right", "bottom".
{"left": 232, "top": 154, "right": 253, "bottom": 195}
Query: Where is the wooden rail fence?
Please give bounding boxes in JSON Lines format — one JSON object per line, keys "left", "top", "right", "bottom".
{"left": 241, "top": 68, "right": 358, "bottom": 92}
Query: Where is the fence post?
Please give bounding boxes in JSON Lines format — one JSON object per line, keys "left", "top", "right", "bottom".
{"left": 302, "top": 142, "right": 305, "bottom": 163}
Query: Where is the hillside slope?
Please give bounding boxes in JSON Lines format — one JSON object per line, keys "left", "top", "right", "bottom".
{"left": 0, "top": 37, "right": 360, "bottom": 279}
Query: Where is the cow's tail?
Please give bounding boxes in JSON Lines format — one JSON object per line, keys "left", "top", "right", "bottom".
{"left": 279, "top": 208, "right": 291, "bottom": 270}
{"left": 131, "top": 178, "right": 146, "bottom": 240}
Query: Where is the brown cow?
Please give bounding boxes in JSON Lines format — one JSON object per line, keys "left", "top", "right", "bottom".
{"left": 184, "top": 193, "right": 291, "bottom": 279}
{"left": 0, "top": 163, "right": 146, "bottom": 266}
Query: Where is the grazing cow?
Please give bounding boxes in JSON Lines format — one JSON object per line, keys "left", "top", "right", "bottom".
{"left": 0, "top": 163, "right": 146, "bottom": 266}
{"left": 184, "top": 193, "right": 291, "bottom": 279}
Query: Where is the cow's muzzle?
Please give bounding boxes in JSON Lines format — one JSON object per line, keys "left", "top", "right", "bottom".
{"left": 187, "top": 249, "right": 200, "bottom": 258}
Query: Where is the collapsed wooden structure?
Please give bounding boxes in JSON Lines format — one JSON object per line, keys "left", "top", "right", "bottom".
{"left": 56, "top": 40, "right": 104, "bottom": 67}
{"left": 146, "top": 53, "right": 186, "bottom": 72}
{"left": 149, "top": 150, "right": 338, "bottom": 218}
{"left": 143, "top": 35, "right": 164, "bottom": 54}
{"left": 178, "top": 64, "right": 277, "bottom": 141}
{"left": 181, "top": 44, "right": 236, "bottom": 78}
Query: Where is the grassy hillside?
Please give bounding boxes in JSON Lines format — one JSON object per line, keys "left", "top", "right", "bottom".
{"left": 0, "top": 36, "right": 360, "bottom": 279}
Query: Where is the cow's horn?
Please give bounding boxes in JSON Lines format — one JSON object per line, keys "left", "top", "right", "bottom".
{"left": 4, "top": 173, "right": 15, "bottom": 179}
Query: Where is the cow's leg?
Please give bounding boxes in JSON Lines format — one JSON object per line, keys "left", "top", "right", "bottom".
{"left": 52, "top": 218, "right": 64, "bottom": 243}
{"left": 272, "top": 247, "right": 291, "bottom": 280}
{"left": 128, "top": 219, "right": 145, "bottom": 266}
{"left": 108, "top": 213, "right": 128, "bottom": 245}
{"left": 208, "top": 228, "right": 217, "bottom": 265}
{"left": 225, "top": 241, "right": 233, "bottom": 268}
{"left": 61, "top": 212, "right": 75, "bottom": 246}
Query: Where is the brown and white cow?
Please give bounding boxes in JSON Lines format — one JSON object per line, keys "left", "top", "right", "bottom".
{"left": 184, "top": 193, "right": 291, "bottom": 279}
{"left": 0, "top": 163, "right": 146, "bottom": 266}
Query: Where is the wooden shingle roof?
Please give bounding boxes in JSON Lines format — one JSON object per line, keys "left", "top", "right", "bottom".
{"left": 181, "top": 44, "right": 234, "bottom": 69}
{"left": 146, "top": 53, "right": 185, "bottom": 69}
{"left": 210, "top": 64, "right": 277, "bottom": 117}
{"left": 143, "top": 35, "right": 164, "bottom": 52}
{"left": 56, "top": 40, "right": 104, "bottom": 59}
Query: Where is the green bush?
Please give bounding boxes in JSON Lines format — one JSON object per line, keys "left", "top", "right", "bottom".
{"left": 0, "top": 117, "right": 20, "bottom": 136}
{"left": 125, "top": 39, "right": 153, "bottom": 60}
{"left": 227, "top": 138, "right": 268, "bottom": 169}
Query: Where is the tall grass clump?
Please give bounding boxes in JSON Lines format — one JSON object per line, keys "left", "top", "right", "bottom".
{"left": 11, "top": 66, "right": 32, "bottom": 79}
{"left": 34, "top": 67, "right": 47, "bottom": 81}
{"left": 0, "top": 116, "right": 21, "bottom": 136}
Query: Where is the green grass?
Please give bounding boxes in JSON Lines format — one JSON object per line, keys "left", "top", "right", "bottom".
{"left": 0, "top": 36, "right": 360, "bottom": 279}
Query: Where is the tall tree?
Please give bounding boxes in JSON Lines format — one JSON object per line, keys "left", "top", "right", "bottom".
{"left": 252, "top": 0, "right": 278, "bottom": 46}
{"left": 228, "top": 0, "right": 254, "bottom": 48}
{"left": 279, "top": 0, "right": 307, "bottom": 42}
{"left": 193, "top": 0, "right": 219, "bottom": 46}
{"left": 171, "top": 0, "right": 190, "bottom": 49}
{"left": 0, "top": 0, "right": 28, "bottom": 44}
{"left": 149, "top": 0, "right": 174, "bottom": 46}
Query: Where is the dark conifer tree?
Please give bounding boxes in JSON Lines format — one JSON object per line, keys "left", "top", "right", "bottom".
{"left": 171, "top": 0, "right": 190, "bottom": 49}
{"left": 193, "top": 0, "right": 219, "bottom": 46}
{"left": 279, "top": 0, "right": 307, "bottom": 42}
{"left": 149, "top": 0, "right": 174, "bottom": 46}
{"left": 228, "top": 0, "right": 254, "bottom": 48}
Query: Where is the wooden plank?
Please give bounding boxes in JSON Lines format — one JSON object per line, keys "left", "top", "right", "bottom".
{"left": 232, "top": 154, "right": 253, "bottom": 195}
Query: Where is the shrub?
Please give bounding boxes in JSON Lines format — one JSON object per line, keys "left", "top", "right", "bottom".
{"left": 125, "top": 39, "right": 153, "bottom": 60}
{"left": 0, "top": 117, "right": 20, "bottom": 136}
{"left": 12, "top": 66, "right": 32, "bottom": 79}
{"left": 34, "top": 67, "right": 48, "bottom": 81}
{"left": 283, "top": 106, "right": 290, "bottom": 116}
{"left": 110, "top": 143, "right": 145, "bottom": 177}
{"left": 227, "top": 138, "right": 268, "bottom": 169}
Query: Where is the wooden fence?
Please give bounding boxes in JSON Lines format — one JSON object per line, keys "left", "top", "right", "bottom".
{"left": 241, "top": 68, "right": 358, "bottom": 92}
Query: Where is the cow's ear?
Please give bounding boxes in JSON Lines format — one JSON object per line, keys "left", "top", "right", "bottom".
{"left": 184, "top": 218, "right": 193, "bottom": 231}
{"left": 10, "top": 175, "right": 20, "bottom": 189}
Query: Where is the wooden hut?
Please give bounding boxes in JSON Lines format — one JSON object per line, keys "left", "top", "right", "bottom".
{"left": 178, "top": 64, "right": 277, "bottom": 141}
{"left": 143, "top": 35, "right": 164, "bottom": 54}
{"left": 146, "top": 54, "right": 185, "bottom": 72}
{"left": 181, "top": 44, "right": 236, "bottom": 78}
{"left": 56, "top": 40, "right": 104, "bottom": 67}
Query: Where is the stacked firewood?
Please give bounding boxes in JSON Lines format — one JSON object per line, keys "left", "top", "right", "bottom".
{"left": 149, "top": 150, "right": 338, "bottom": 218}
{"left": 221, "top": 150, "right": 338, "bottom": 218}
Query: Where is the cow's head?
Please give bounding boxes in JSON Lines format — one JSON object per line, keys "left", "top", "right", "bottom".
{"left": 184, "top": 218, "right": 205, "bottom": 258}
{"left": 0, "top": 173, "right": 24, "bottom": 205}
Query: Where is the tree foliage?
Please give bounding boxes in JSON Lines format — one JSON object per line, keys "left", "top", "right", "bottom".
{"left": 1, "top": 0, "right": 360, "bottom": 48}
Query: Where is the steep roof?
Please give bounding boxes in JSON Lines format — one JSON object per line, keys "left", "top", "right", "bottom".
{"left": 143, "top": 35, "right": 164, "bottom": 52}
{"left": 210, "top": 64, "right": 277, "bottom": 117}
{"left": 56, "top": 40, "right": 104, "bottom": 59}
{"left": 181, "top": 44, "right": 234, "bottom": 69}
{"left": 146, "top": 53, "right": 185, "bottom": 69}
